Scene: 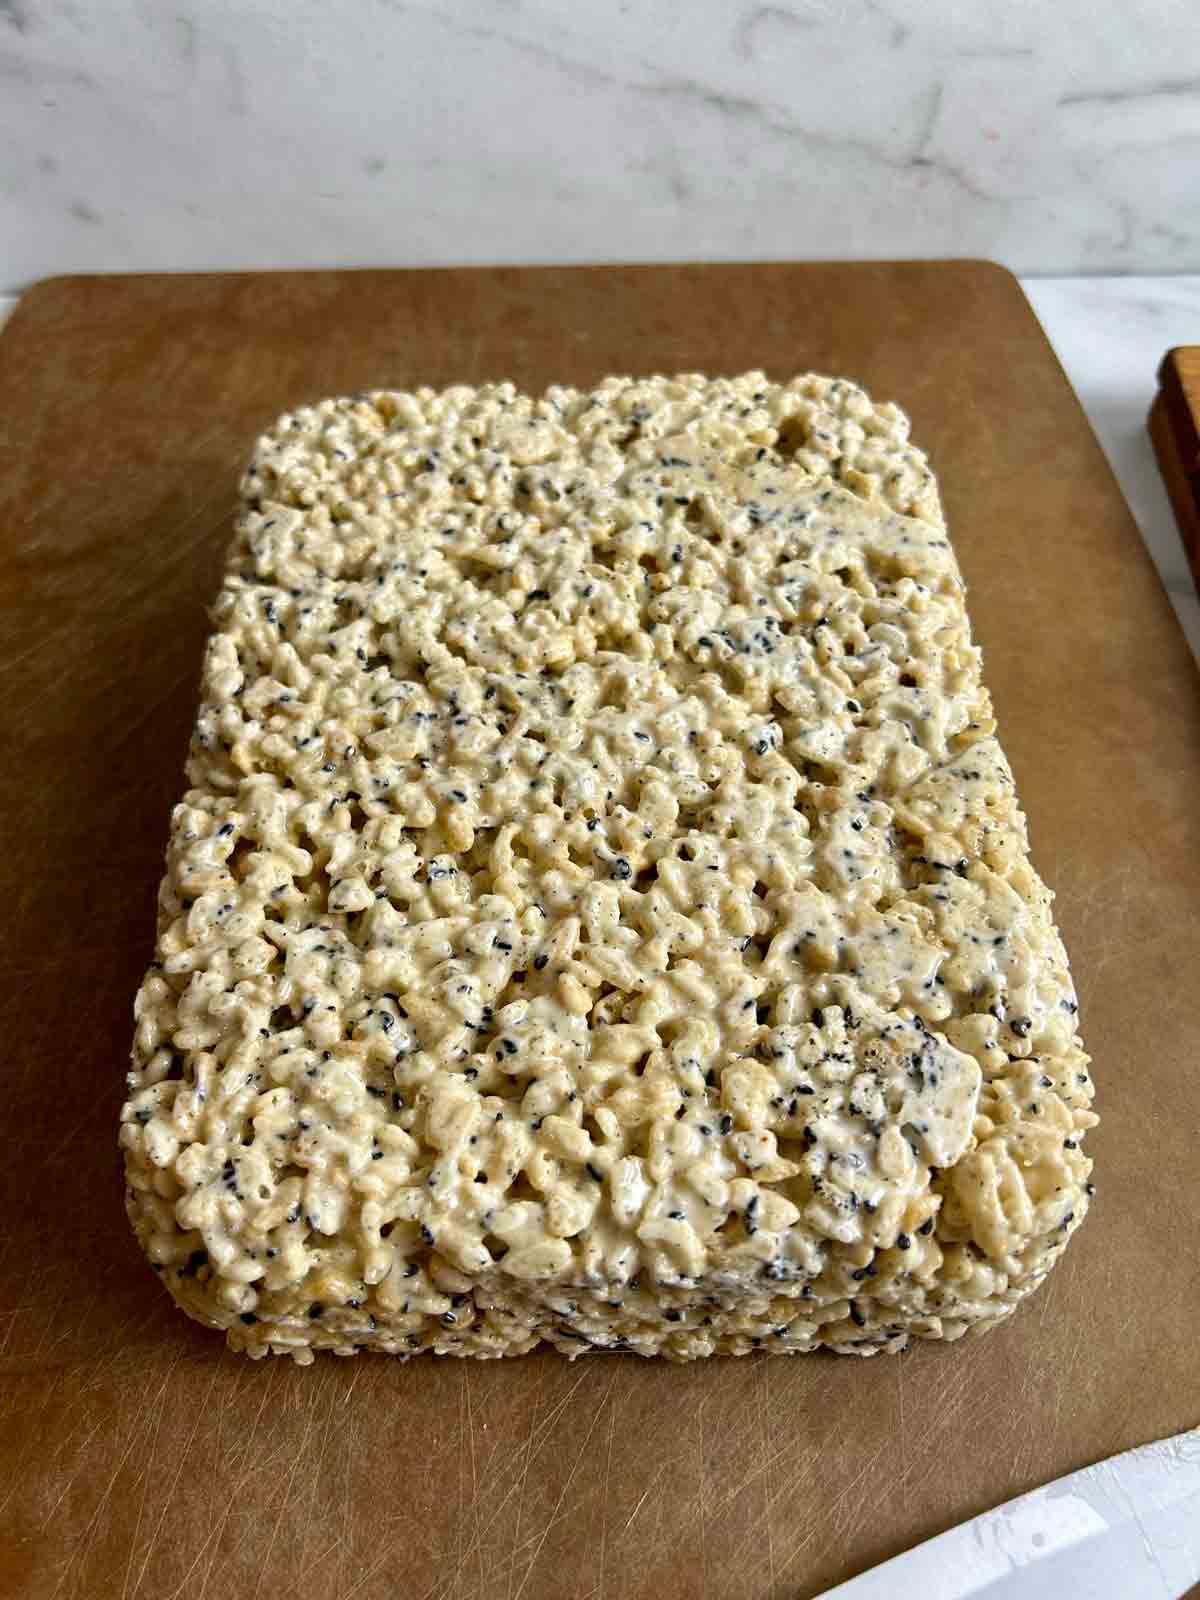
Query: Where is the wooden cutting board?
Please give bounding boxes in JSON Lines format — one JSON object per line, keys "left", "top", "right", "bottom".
{"left": 1, "top": 264, "right": 1198, "bottom": 1600}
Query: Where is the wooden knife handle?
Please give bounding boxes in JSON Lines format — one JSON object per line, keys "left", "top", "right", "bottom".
{"left": 1150, "top": 346, "right": 1200, "bottom": 591}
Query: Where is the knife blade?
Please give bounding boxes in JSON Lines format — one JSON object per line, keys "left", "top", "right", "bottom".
{"left": 819, "top": 1428, "right": 1200, "bottom": 1600}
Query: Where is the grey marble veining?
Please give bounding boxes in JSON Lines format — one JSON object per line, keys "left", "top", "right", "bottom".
{"left": 2, "top": 0, "right": 1199, "bottom": 289}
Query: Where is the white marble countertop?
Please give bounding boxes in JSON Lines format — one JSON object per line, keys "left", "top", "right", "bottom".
{"left": 5, "top": 1, "right": 1200, "bottom": 286}
{"left": 1, "top": 272, "right": 1196, "bottom": 664}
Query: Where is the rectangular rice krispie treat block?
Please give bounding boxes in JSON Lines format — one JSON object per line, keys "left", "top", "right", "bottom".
{"left": 121, "top": 372, "right": 1097, "bottom": 1362}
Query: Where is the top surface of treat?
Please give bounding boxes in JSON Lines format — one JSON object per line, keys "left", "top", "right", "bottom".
{"left": 122, "top": 372, "right": 1093, "bottom": 1350}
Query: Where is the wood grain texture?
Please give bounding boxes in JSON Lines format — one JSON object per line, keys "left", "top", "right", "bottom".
{"left": 0, "top": 263, "right": 1198, "bottom": 1600}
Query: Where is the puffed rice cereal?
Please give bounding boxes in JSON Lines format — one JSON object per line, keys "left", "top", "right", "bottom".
{"left": 120, "top": 372, "right": 1097, "bottom": 1362}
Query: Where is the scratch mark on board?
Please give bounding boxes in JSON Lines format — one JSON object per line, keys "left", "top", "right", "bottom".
{"left": 511, "top": 1371, "right": 618, "bottom": 1600}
